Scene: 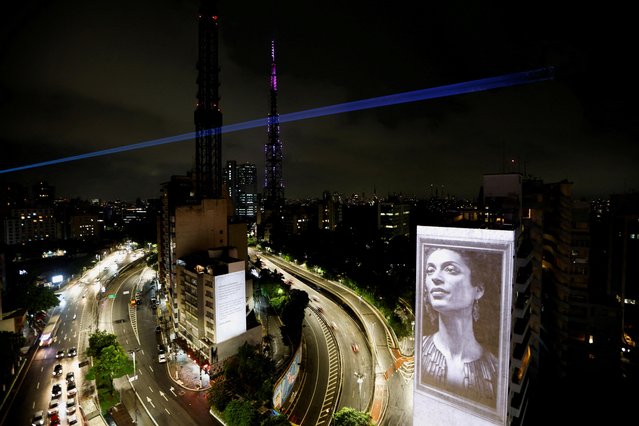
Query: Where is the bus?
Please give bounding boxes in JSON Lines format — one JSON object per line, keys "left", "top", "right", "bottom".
{"left": 40, "top": 313, "right": 61, "bottom": 347}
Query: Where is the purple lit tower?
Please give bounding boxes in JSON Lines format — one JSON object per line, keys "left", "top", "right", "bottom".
{"left": 194, "top": 0, "right": 222, "bottom": 199}
{"left": 263, "top": 40, "right": 284, "bottom": 215}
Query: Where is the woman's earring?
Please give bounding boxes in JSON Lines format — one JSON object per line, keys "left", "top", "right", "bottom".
{"left": 472, "top": 299, "right": 480, "bottom": 322}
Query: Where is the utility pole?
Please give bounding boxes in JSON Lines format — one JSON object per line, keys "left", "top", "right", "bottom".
{"left": 128, "top": 348, "right": 141, "bottom": 423}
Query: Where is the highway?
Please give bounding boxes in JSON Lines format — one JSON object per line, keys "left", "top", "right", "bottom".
{"left": 254, "top": 248, "right": 414, "bottom": 425}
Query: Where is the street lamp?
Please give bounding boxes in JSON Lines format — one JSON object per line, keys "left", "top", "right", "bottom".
{"left": 354, "top": 372, "right": 365, "bottom": 411}
{"left": 128, "top": 348, "right": 141, "bottom": 381}
{"left": 128, "top": 348, "right": 141, "bottom": 424}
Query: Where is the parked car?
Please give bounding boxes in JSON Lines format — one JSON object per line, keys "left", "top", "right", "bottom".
{"left": 51, "top": 384, "right": 62, "bottom": 398}
{"left": 67, "top": 414, "right": 78, "bottom": 425}
{"left": 47, "top": 400, "right": 59, "bottom": 416}
{"left": 50, "top": 413, "right": 61, "bottom": 426}
{"left": 67, "top": 382, "right": 77, "bottom": 397}
{"left": 52, "top": 364, "right": 63, "bottom": 377}
{"left": 66, "top": 398, "right": 76, "bottom": 415}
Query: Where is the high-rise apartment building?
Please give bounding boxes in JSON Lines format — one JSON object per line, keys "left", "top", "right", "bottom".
{"left": 318, "top": 191, "right": 342, "bottom": 231}
{"left": 3, "top": 208, "right": 58, "bottom": 245}
{"left": 481, "top": 173, "right": 541, "bottom": 425}
{"left": 32, "top": 181, "right": 55, "bottom": 207}
{"left": 226, "top": 161, "right": 258, "bottom": 221}
{"left": 379, "top": 201, "right": 410, "bottom": 240}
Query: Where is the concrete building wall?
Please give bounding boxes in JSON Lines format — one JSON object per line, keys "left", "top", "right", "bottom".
{"left": 175, "top": 198, "right": 229, "bottom": 259}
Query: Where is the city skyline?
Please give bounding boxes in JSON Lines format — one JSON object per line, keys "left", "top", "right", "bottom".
{"left": 2, "top": 1, "right": 637, "bottom": 202}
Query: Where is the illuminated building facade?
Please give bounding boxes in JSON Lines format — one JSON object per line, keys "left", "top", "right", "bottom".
{"left": 3, "top": 209, "right": 57, "bottom": 245}
{"left": 175, "top": 247, "right": 247, "bottom": 362}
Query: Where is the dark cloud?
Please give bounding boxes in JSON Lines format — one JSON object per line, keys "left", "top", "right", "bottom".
{"left": 1, "top": 0, "right": 637, "bottom": 201}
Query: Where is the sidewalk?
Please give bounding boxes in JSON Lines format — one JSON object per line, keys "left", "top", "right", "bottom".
{"left": 155, "top": 292, "right": 212, "bottom": 393}
{"left": 165, "top": 346, "right": 211, "bottom": 391}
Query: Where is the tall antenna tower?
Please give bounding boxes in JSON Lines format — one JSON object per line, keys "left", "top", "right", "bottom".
{"left": 194, "top": 0, "right": 222, "bottom": 199}
{"left": 264, "top": 40, "right": 284, "bottom": 210}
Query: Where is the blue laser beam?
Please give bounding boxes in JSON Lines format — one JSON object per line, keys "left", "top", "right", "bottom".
{"left": 0, "top": 67, "right": 554, "bottom": 174}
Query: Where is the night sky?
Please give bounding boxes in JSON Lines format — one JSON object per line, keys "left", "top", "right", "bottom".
{"left": 1, "top": 0, "right": 637, "bottom": 202}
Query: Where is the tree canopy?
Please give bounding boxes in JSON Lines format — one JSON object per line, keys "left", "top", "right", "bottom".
{"left": 86, "top": 330, "right": 132, "bottom": 382}
{"left": 224, "top": 399, "right": 257, "bottom": 426}
{"left": 87, "top": 329, "right": 119, "bottom": 358}
{"left": 332, "top": 407, "right": 373, "bottom": 426}
{"left": 280, "top": 288, "right": 309, "bottom": 347}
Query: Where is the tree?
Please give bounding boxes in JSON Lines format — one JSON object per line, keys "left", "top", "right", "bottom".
{"left": 224, "top": 399, "right": 258, "bottom": 426}
{"left": 13, "top": 281, "right": 59, "bottom": 313}
{"left": 224, "top": 343, "right": 275, "bottom": 405}
{"left": 332, "top": 407, "right": 373, "bottom": 426}
{"left": 208, "top": 379, "right": 233, "bottom": 412}
{"left": 280, "top": 289, "right": 309, "bottom": 347}
{"left": 86, "top": 345, "right": 133, "bottom": 381}
{"left": 27, "top": 285, "right": 60, "bottom": 313}
{"left": 87, "top": 330, "right": 119, "bottom": 358}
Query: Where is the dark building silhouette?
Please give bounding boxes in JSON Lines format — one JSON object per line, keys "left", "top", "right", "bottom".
{"left": 194, "top": 0, "right": 222, "bottom": 200}
{"left": 261, "top": 40, "right": 285, "bottom": 242}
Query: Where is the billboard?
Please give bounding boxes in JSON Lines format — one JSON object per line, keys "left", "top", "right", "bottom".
{"left": 414, "top": 226, "right": 514, "bottom": 425}
{"left": 272, "top": 345, "right": 302, "bottom": 410}
{"left": 214, "top": 270, "right": 247, "bottom": 343}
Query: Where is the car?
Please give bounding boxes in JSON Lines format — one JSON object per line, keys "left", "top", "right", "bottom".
{"left": 47, "top": 400, "right": 59, "bottom": 416}
{"left": 56, "top": 350, "right": 65, "bottom": 359}
{"left": 51, "top": 384, "right": 62, "bottom": 398}
{"left": 66, "top": 398, "right": 77, "bottom": 414}
{"left": 31, "top": 410, "right": 45, "bottom": 426}
{"left": 330, "top": 321, "right": 338, "bottom": 330}
{"left": 67, "top": 414, "right": 78, "bottom": 425}
{"left": 66, "top": 371, "right": 75, "bottom": 384}
{"left": 351, "top": 343, "right": 360, "bottom": 353}
{"left": 50, "top": 413, "right": 61, "bottom": 426}
{"left": 53, "top": 364, "right": 63, "bottom": 377}
{"left": 67, "top": 382, "right": 77, "bottom": 397}
{"left": 68, "top": 347, "right": 77, "bottom": 357}
{"left": 155, "top": 326, "right": 161, "bottom": 333}
{"left": 158, "top": 352, "right": 167, "bottom": 363}
{"left": 158, "top": 344, "right": 166, "bottom": 353}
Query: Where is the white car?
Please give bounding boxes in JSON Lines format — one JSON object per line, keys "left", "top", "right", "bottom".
{"left": 67, "top": 414, "right": 78, "bottom": 425}
{"left": 66, "top": 398, "right": 77, "bottom": 415}
{"left": 67, "top": 382, "right": 77, "bottom": 397}
{"left": 31, "top": 410, "right": 44, "bottom": 426}
{"left": 47, "top": 400, "right": 59, "bottom": 416}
